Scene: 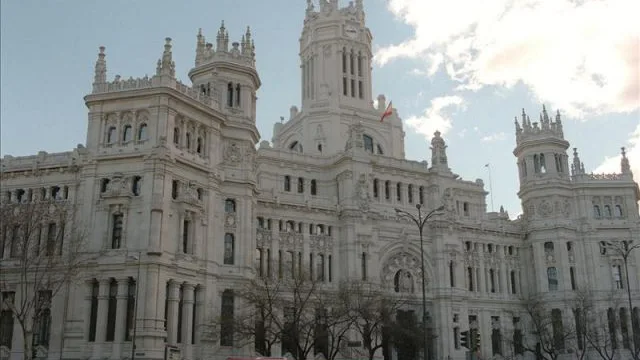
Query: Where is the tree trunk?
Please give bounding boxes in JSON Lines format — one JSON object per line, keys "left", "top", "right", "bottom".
{"left": 22, "top": 328, "right": 33, "bottom": 360}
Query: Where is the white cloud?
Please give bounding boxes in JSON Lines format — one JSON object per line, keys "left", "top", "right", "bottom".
{"left": 404, "top": 95, "right": 465, "bottom": 140}
{"left": 593, "top": 123, "right": 640, "bottom": 178}
{"left": 481, "top": 132, "right": 507, "bottom": 142}
{"left": 375, "top": 0, "right": 639, "bottom": 118}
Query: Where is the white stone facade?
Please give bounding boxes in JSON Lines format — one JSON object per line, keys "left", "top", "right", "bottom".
{"left": 1, "top": 1, "right": 640, "bottom": 360}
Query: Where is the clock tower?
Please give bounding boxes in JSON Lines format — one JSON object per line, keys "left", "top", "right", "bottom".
{"left": 299, "top": 0, "right": 372, "bottom": 111}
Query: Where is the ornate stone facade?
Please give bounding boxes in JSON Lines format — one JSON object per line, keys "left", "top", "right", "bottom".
{"left": 1, "top": 2, "right": 640, "bottom": 360}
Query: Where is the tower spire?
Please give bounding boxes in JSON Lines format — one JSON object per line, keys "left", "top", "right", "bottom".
{"left": 92, "top": 46, "right": 107, "bottom": 93}
{"left": 156, "top": 37, "right": 174, "bottom": 78}
{"left": 195, "top": 28, "right": 205, "bottom": 66}
{"left": 571, "top": 148, "right": 585, "bottom": 176}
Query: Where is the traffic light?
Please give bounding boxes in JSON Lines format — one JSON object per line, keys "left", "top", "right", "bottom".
{"left": 474, "top": 331, "right": 481, "bottom": 351}
{"left": 460, "top": 330, "right": 470, "bottom": 349}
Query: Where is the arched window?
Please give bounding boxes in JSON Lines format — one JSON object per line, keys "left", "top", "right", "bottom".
{"left": 185, "top": 132, "right": 192, "bottom": 150}
{"left": 539, "top": 153, "right": 546, "bottom": 173}
{"left": 604, "top": 205, "right": 612, "bottom": 217}
{"left": 593, "top": 205, "right": 601, "bottom": 218}
{"left": 107, "top": 126, "right": 117, "bottom": 143}
{"left": 220, "top": 290, "right": 235, "bottom": 346}
{"left": 614, "top": 205, "right": 623, "bottom": 218}
{"left": 235, "top": 84, "right": 241, "bottom": 106}
{"left": 137, "top": 124, "right": 148, "bottom": 141}
{"left": 342, "top": 47, "right": 347, "bottom": 73}
{"left": 419, "top": 186, "right": 424, "bottom": 205}
{"left": 111, "top": 213, "right": 124, "bottom": 249}
{"left": 224, "top": 234, "right": 235, "bottom": 265}
{"left": 122, "top": 125, "right": 133, "bottom": 142}
{"left": 363, "top": 135, "right": 374, "bottom": 153}
{"left": 227, "top": 82, "right": 234, "bottom": 107}
{"left": 196, "top": 137, "right": 203, "bottom": 154}
{"left": 284, "top": 176, "right": 291, "bottom": 192}
{"left": 547, "top": 267, "right": 558, "bottom": 291}
{"left": 297, "top": 178, "right": 304, "bottom": 193}
{"left": 310, "top": 180, "right": 317, "bottom": 195}
{"left": 225, "top": 199, "right": 236, "bottom": 213}
{"left": 131, "top": 176, "right": 142, "bottom": 196}
{"left": 373, "top": 179, "right": 379, "bottom": 198}
{"left": 173, "top": 127, "right": 180, "bottom": 145}
{"left": 396, "top": 182, "right": 402, "bottom": 201}
{"left": 407, "top": 184, "right": 413, "bottom": 203}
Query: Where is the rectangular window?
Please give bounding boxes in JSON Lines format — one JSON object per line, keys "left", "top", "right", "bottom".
{"left": 328, "top": 254, "right": 332, "bottom": 282}
{"left": 88, "top": 282, "right": 98, "bottom": 342}
{"left": 350, "top": 79, "right": 355, "bottom": 97}
{"left": 343, "top": 77, "right": 347, "bottom": 96}
{"left": 449, "top": 261, "right": 455, "bottom": 287}
{"left": 358, "top": 81, "right": 363, "bottom": 99}
{"left": 0, "top": 292, "right": 16, "bottom": 348}
{"left": 317, "top": 254, "right": 325, "bottom": 281}
{"left": 106, "top": 281, "right": 117, "bottom": 341}
{"left": 220, "top": 290, "right": 234, "bottom": 346}
{"left": 467, "top": 267, "right": 474, "bottom": 291}
{"left": 46, "top": 223, "right": 57, "bottom": 256}
{"left": 182, "top": 219, "right": 191, "bottom": 254}
{"left": 125, "top": 280, "right": 136, "bottom": 341}
{"left": 570, "top": 266, "right": 577, "bottom": 290}
{"left": 361, "top": 252, "right": 367, "bottom": 281}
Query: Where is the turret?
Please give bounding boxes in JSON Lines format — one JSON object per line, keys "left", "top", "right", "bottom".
{"left": 513, "top": 105, "right": 571, "bottom": 190}
{"left": 92, "top": 46, "right": 107, "bottom": 93}
{"left": 571, "top": 148, "right": 585, "bottom": 176}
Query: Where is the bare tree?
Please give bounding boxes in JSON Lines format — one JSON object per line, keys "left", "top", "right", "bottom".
{"left": 0, "top": 197, "right": 89, "bottom": 359}
{"left": 572, "top": 288, "right": 627, "bottom": 360}
{"left": 337, "top": 281, "right": 421, "bottom": 360}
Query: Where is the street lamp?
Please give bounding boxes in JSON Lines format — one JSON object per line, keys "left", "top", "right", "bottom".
{"left": 395, "top": 204, "right": 445, "bottom": 360}
{"left": 129, "top": 252, "right": 142, "bottom": 360}
{"left": 605, "top": 239, "right": 640, "bottom": 360}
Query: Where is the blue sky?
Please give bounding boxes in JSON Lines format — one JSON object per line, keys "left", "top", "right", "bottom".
{"left": 1, "top": 0, "right": 638, "bottom": 217}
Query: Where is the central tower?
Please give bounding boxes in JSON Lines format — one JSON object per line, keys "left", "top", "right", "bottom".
{"left": 300, "top": 0, "right": 372, "bottom": 111}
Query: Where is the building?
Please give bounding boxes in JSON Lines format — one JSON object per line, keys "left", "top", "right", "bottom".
{"left": 1, "top": 1, "right": 639, "bottom": 359}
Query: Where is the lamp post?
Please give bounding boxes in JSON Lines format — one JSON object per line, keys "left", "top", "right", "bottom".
{"left": 395, "top": 204, "right": 445, "bottom": 360}
{"left": 129, "top": 252, "right": 142, "bottom": 360}
{"left": 605, "top": 240, "right": 640, "bottom": 359}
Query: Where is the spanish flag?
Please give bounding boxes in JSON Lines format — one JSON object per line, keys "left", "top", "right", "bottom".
{"left": 380, "top": 101, "right": 393, "bottom": 122}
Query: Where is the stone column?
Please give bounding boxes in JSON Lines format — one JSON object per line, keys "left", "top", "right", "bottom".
{"left": 112, "top": 278, "right": 130, "bottom": 358}
{"left": 166, "top": 281, "right": 180, "bottom": 345}
{"left": 93, "top": 279, "right": 110, "bottom": 358}
{"left": 193, "top": 286, "right": 205, "bottom": 345}
{"left": 181, "top": 283, "right": 195, "bottom": 359}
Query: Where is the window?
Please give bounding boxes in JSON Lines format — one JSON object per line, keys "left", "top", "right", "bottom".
{"left": 132, "top": 176, "right": 142, "bottom": 196}
{"left": 467, "top": 267, "right": 474, "bottom": 291}
{"left": 513, "top": 317, "right": 524, "bottom": 354}
{"left": 111, "top": 213, "right": 124, "bottom": 249}
{"left": 297, "top": 177, "right": 304, "bottom": 193}
{"left": 396, "top": 183, "right": 402, "bottom": 202}
{"left": 185, "top": 132, "right": 192, "bottom": 150}
{"left": 363, "top": 135, "right": 374, "bottom": 153}
{"left": 594, "top": 205, "right": 601, "bottom": 218}
{"left": 566, "top": 241, "right": 573, "bottom": 252}
{"left": 172, "top": 180, "right": 179, "bottom": 199}
{"left": 489, "top": 269, "right": 496, "bottom": 293}
{"left": 551, "top": 309, "right": 564, "bottom": 350}
{"left": 621, "top": 308, "right": 631, "bottom": 349}
{"left": 225, "top": 199, "right": 236, "bottom": 213}
{"left": 574, "top": 308, "right": 584, "bottom": 350}
{"left": 449, "top": 261, "right": 455, "bottom": 287}
{"left": 46, "top": 223, "right": 57, "bottom": 256}
{"left": 554, "top": 153, "right": 563, "bottom": 173}
{"left": 88, "top": 281, "right": 98, "bottom": 342}
{"left": 317, "top": 254, "right": 325, "bottom": 281}
{"left": 182, "top": 219, "right": 191, "bottom": 253}
{"left": 224, "top": 233, "right": 235, "bottom": 265}
{"left": 491, "top": 316, "right": 502, "bottom": 355}
{"left": 544, "top": 241, "right": 554, "bottom": 252}
{"left": 384, "top": 181, "right": 390, "bottom": 200}
{"left": 608, "top": 308, "right": 618, "bottom": 349}
{"left": 106, "top": 280, "right": 117, "bottom": 341}
{"left": 418, "top": 186, "right": 425, "bottom": 204}
{"left": 196, "top": 137, "right": 203, "bottom": 154}
{"left": 407, "top": 184, "right": 413, "bottom": 203}
{"left": 227, "top": 83, "right": 234, "bottom": 107}
{"left": 510, "top": 271, "right": 517, "bottom": 294}
{"left": 350, "top": 79, "right": 355, "bottom": 97}
{"left": 343, "top": 77, "right": 347, "bottom": 95}
{"left": 328, "top": 255, "right": 332, "bottom": 282}
{"left": 284, "top": 176, "right": 291, "bottom": 192}
{"left": 547, "top": 267, "right": 558, "bottom": 291}
{"left": 107, "top": 126, "right": 117, "bottom": 143}
{"left": 0, "top": 292, "right": 15, "bottom": 348}
{"left": 454, "top": 327, "right": 460, "bottom": 349}
{"left": 123, "top": 125, "right": 133, "bottom": 142}
{"left": 125, "top": 279, "right": 136, "bottom": 341}
{"left": 358, "top": 81, "right": 363, "bottom": 99}
{"left": 256, "top": 249, "right": 263, "bottom": 277}
{"left": 604, "top": 205, "right": 612, "bottom": 217}
{"left": 342, "top": 48, "right": 347, "bottom": 73}
{"left": 570, "top": 267, "right": 576, "bottom": 290}
{"left": 310, "top": 180, "right": 317, "bottom": 195}
{"left": 32, "top": 291, "right": 52, "bottom": 348}
{"left": 173, "top": 127, "right": 180, "bottom": 145}
{"left": 377, "top": 144, "right": 383, "bottom": 155}
{"left": 361, "top": 252, "right": 367, "bottom": 281}
{"left": 373, "top": 179, "right": 379, "bottom": 198}
{"left": 613, "top": 265, "right": 623, "bottom": 289}
{"left": 235, "top": 84, "right": 241, "bottom": 106}
{"left": 220, "top": 290, "right": 234, "bottom": 346}
{"left": 615, "top": 205, "right": 623, "bottom": 218}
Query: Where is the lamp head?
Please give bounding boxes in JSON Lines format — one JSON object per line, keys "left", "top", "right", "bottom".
{"left": 416, "top": 203, "right": 422, "bottom": 210}
{"left": 435, "top": 205, "right": 445, "bottom": 212}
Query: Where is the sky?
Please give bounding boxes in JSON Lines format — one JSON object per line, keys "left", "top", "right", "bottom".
{"left": 1, "top": 0, "right": 638, "bottom": 218}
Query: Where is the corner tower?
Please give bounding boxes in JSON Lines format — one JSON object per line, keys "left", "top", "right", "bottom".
{"left": 300, "top": 0, "right": 372, "bottom": 110}
{"left": 513, "top": 105, "right": 572, "bottom": 217}
{"left": 188, "top": 23, "right": 261, "bottom": 132}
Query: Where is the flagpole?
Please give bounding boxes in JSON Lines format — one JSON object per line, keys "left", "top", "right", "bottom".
{"left": 485, "top": 163, "right": 494, "bottom": 212}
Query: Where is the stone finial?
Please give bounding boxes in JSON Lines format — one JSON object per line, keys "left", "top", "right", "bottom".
{"left": 157, "top": 37, "right": 174, "bottom": 78}
{"left": 92, "top": 46, "right": 107, "bottom": 91}
{"left": 571, "top": 148, "right": 584, "bottom": 176}
{"left": 621, "top": 147, "right": 632, "bottom": 174}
